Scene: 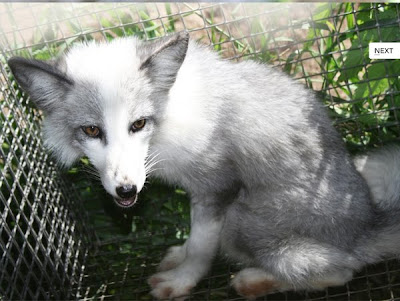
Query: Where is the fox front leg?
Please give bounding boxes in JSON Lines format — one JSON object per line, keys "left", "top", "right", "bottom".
{"left": 148, "top": 197, "right": 222, "bottom": 300}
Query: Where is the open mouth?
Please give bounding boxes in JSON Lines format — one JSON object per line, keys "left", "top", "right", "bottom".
{"left": 114, "top": 194, "right": 138, "bottom": 208}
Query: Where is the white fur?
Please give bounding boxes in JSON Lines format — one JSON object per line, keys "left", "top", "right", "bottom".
{"left": 76, "top": 103, "right": 150, "bottom": 198}
{"left": 355, "top": 145, "right": 400, "bottom": 209}
{"left": 151, "top": 53, "right": 223, "bottom": 185}
{"left": 64, "top": 41, "right": 226, "bottom": 293}
{"left": 157, "top": 245, "right": 187, "bottom": 272}
{"left": 309, "top": 270, "right": 353, "bottom": 290}
{"left": 65, "top": 38, "right": 142, "bottom": 90}
{"left": 149, "top": 202, "right": 222, "bottom": 297}
{"left": 232, "top": 268, "right": 289, "bottom": 299}
{"left": 63, "top": 39, "right": 156, "bottom": 197}
{"left": 65, "top": 39, "right": 223, "bottom": 193}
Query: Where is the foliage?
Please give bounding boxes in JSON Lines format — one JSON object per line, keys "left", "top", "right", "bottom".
{"left": 276, "top": 3, "right": 400, "bottom": 150}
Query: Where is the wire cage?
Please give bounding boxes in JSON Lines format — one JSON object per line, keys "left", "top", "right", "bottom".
{"left": 1, "top": 2, "right": 400, "bottom": 300}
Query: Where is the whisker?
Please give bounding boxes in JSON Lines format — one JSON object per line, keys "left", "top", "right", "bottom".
{"left": 146, "top": 151, "right": 161, "bottom": 162}
{"left": 145, "top": 152, "right": 163, "bottom": 169}
{"left": 146, "top": 167, "right": 165, "bottom": 175}
{"left": 145, "top": 159, "right": 167, "bottom": 172}
{"left": 80, "top": 165, "right": 101, "bottom": 181}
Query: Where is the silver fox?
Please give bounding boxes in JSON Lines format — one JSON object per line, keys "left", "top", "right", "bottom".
{"left": 8, "top": 32, "right": 400, "bottom": 300}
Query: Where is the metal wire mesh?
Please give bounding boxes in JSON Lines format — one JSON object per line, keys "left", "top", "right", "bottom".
{"left": 1, "top": 2, "right": 400, "bottom": 300}
{"left": 0, "top": 26, "right": 90, "bottom": 300}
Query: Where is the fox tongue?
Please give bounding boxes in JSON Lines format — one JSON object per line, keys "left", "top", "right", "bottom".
{"left": 115, "top": 195, "right": 137, "bottom": 208}
{"left": 119, "top": 199, "right": 134, "bottom": 206}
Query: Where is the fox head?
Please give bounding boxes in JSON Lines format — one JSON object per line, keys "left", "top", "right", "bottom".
{"left": 8, "top": 32, "right": 189, "bottom": 207}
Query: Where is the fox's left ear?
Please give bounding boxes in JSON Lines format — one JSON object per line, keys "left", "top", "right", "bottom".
{"left": 8, "top": 57, "right": 73, "bottom": 113}
{"left": 139, "top": 32, "right": 189, "bottom": 92}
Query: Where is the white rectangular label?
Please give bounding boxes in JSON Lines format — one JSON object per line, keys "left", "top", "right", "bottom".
{"left": 369, "top": 43, "right": 400, "bottom": 59}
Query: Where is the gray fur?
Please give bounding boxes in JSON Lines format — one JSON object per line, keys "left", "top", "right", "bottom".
{"left": 8, "top": 32, "right": 400, "bottom": 298}
{"left": 355, "top": 145, "right": 400, "bottom": 209}
{"left": 354, "top": 145, "right": 400, "bottom": 262}
{"left": 139, "top": 32, "right": 189, "bottom": 90}
{"left": 8, "top": 57, "right": 73, "bottom": 112}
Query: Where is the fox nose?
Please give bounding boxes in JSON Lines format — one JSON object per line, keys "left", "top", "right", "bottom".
{"left": 116, "top": 185, "right": 137, "bottom": 199}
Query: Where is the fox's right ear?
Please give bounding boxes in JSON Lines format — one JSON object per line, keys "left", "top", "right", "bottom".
{"left": 7, "top": 57, "right": 73, "bottom": 113}
{"left": 138, "top": 32, "right": 189, "bottom": 92}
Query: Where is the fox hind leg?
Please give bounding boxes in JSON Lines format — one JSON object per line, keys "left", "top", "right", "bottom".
{"left": 232, "top": 268, "right": 290, "bottom": 300}
{"left": 229, "top": 237, "right": 358, "bottom": 299}
{"left": 232, "top": 267, "right": 353, "bottom": 299}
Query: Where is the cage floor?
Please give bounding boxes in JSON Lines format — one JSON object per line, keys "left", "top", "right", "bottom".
{"left": 76, "top": 183, "right": 400, "bottom": 301}
{"left": 80, "top": 235, "right": 400, "bottom": 301}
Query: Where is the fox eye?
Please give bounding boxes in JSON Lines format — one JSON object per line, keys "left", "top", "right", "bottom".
{"left": 131, "top": 119, "right": 146, "bottom": 132}
{"left": 82, "top": 126, "right": 101, "bottom": 138}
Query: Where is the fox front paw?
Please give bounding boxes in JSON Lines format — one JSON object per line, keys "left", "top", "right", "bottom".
{"left": 148, "top": 270, "right": 195, "bottom": 300}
